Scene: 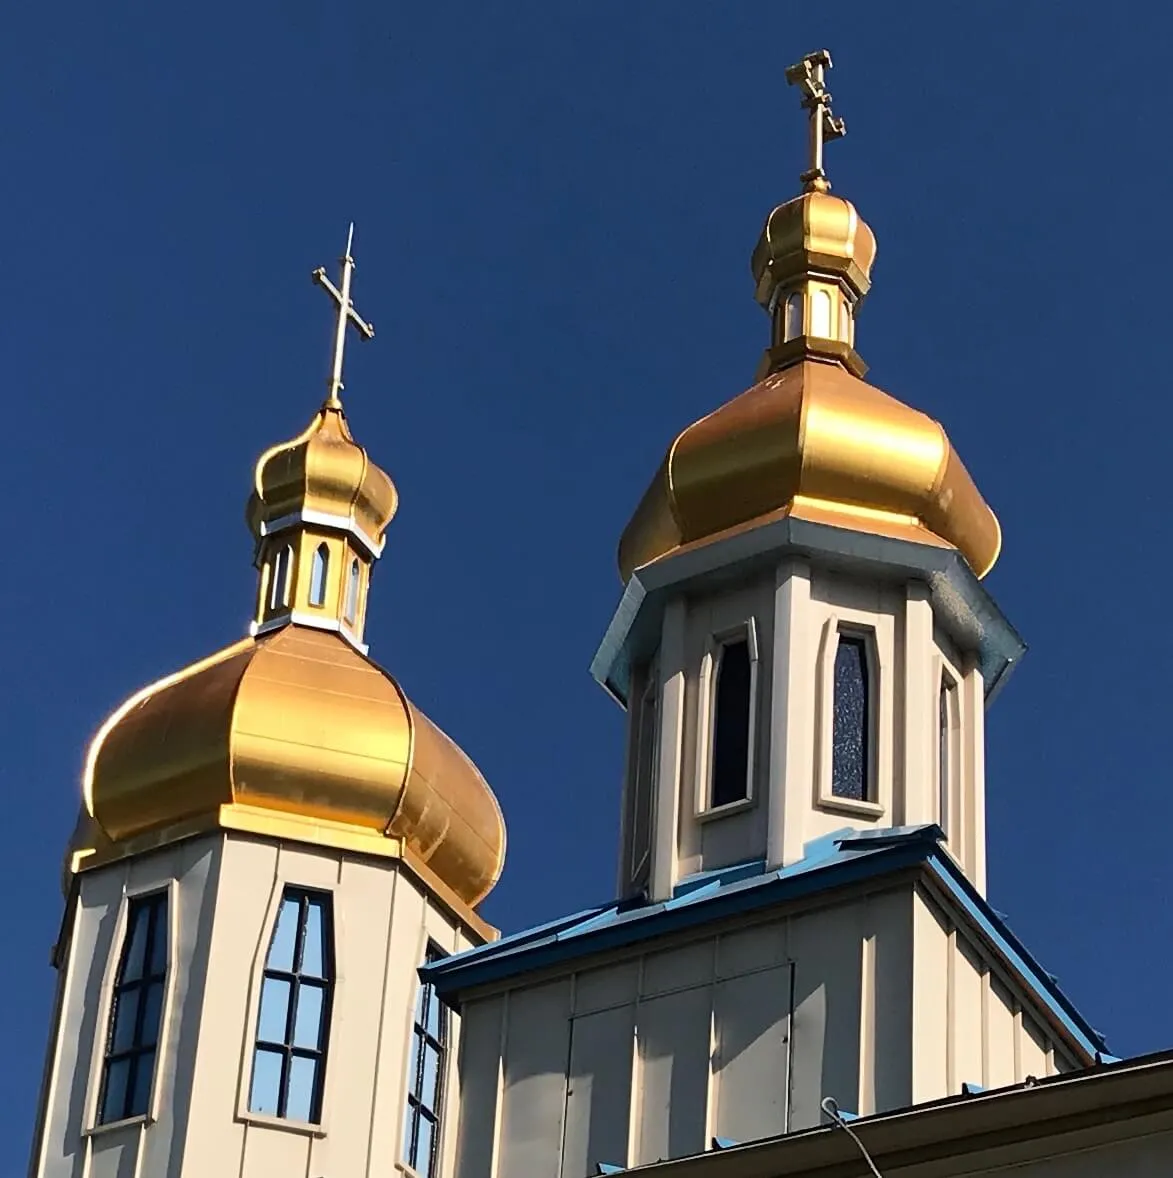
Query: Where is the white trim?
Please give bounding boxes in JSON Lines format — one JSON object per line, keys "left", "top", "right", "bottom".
{"left": 83, "top": 878, "right": 179, "bottom": 1135}
{"left": 248, "top": 612, "right": 369, "bottom": 655}
{"left": 815, "top": 615, "right": 885, "bottom": 816}
{"left": 629, "top": 669, "right": 659, "bottom": 884}
{"left": 935, "top": 654, "right": 963, "bottom": 846}
{"left": 695, "top": 617, "right": 760, "bottom": 816}
{"left": 260, "top": 508, "right": 384, "bottom": 559}
{"left": 235, "top": 879, "right": 338, "bottom": 1137}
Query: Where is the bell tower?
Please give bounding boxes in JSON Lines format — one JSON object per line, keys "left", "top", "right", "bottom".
{"left": 29, "top": 230, "right": 505, "bottom": 1178}
{"left": 602, "top": 49, "right": 1011, "bottom": 906}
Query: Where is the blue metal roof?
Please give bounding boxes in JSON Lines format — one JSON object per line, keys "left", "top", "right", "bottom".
{"left": 424, "top": 825, "right": 1106, "bottom": 1060}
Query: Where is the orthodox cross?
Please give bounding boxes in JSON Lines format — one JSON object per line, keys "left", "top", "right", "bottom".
{"left": 312, "top": 222, "right": 375, "bottom": 410}
{"left": 784, "top": 49, "right": 846, "bottom": 193}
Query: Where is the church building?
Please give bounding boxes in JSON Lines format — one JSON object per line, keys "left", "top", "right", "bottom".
{"left": 26, "top": 50, "right": 1173, "bottom": 1178}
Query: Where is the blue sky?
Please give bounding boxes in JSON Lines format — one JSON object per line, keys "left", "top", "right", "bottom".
{"left": 2, "top": 0, "right": 1169, "bottom": 1165}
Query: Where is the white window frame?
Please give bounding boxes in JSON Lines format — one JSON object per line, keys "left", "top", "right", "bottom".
{"left": 270, "top": 544, "right": 294, "bottom": 611}
{"left": 235, "top": 875, "right": 338, "bottom": 1139}
{"left": 695, "top": 618, "right": 759, "bottom": 819}
{"left": 936, "top": 653, "right": 963, "bottom": 846}
{"left": 815, "top": 614, "right": 886, "bottom": 818}
{"left": 83, "top": 878, "right": 179, "bottom": 1135}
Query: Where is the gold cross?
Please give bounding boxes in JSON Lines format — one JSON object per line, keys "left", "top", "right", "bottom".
{"left": 312, "top": 223, "right": 375, "bottom": 411}
{"left": 785, "top": 49, "right": 846, "bottom": 194}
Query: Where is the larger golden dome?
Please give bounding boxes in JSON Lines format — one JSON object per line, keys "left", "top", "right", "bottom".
{"left": 82, "top": 627, "right": 505, "bottom": 907}
{"left": 619, "top": 359, "right": 1000, "bottom": 582}
{"left": 72, "top": 232, "right": 506, "bottom": 920}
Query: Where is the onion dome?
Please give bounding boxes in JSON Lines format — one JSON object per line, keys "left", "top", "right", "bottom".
{"left": 73, "top": 229, "right": 506, "bottom": 916}
{"left": 618, "top": 50, "right": 1000, "bottom": 584}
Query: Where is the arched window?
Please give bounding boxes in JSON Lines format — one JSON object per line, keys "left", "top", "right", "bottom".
{"left": 784, "top": 292, "right": 804, "bottom": 342}
{"left": 831, "top": 635, "right": 871, "bottom": 800}
{"left": 249, "top": 889, "right": 334, "bottom": 1124}
{"left": 810, "top": 290, "right": 833, "bottom": 339}
{"left": 98, "top": 892, "right": 168, "bottom": 1124}
{"left": 710, "top": 637, "right": 753, "bottom": 808}
{"left": 309, "top": 544, "right": 329, "bottom": 608}
{"left": 938, "top": 674, "right": 959, "bottom": 835}
{"left": 630, "top": 673, "right": 658, "bottom": 885}
{"left": 840, "top": 296, "right": 852, "bottom": 343}
{"left": 343, "top": 558, "right": 360, "bottom": 625}
{"left": 403, "top": 946, "right": 448, "bottom": 1178}
{"left": 270, "top": 545, "right": 293, "bottom": 610}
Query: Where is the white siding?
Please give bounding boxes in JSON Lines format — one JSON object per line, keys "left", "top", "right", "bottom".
{"left": 497, "top": 981, "right": 571, "bottom": 1178}
{"left": 454, "top": 997, "right": 504, "bottom": 1178}
{"left": 635, "top": 985, "right": 711, "bottom": 1164}
{"left": 562, "top": 1005, "right": 635, "bottom": 1176}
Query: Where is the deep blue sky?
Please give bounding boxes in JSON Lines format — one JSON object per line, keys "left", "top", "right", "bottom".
{"left": 2, "top": 0, "right": 1169, "bottom": 1164}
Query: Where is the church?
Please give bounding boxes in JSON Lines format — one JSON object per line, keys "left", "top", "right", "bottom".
{"left": 26, "top": 50, "right": 1173, "bottom": 1178}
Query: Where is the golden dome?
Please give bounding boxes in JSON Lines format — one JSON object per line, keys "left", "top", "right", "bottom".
{"left": 72, "top": 233, "right": 506, "bottom": 920}
{"left": 618, "top": 358, "right": 1000, "bottom": 584}
{"left": 619, "top": 51, "right": 999, "bottom": 584}
{"left": 247, "top": 403, "right": 398, "bottom": 555}
{"left": 751, "top": 189, "right": 877, "bottom": 310}
{"left": 82, "top": 626, "right": 506, "bottom": 908}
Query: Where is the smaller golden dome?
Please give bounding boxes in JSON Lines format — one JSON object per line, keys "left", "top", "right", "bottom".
{"left": 247, "top": 404, "right": 398, "bottom": 556}
{"left": 83, "top": 627, "right": 506, "bottom": 907}
{"left": 618, "top": 359, "right": 1001, "bottom": 583}
{"left": 751, "top": 190, "right": 877, "bottom": 311}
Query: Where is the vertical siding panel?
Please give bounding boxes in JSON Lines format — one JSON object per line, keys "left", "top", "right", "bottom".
{"left": 634, "top": 986, "right": 711, "bottom": 1164}
{"left": 497, "top": 981, "right": 571, "bottom": 1178}
{"left": 560, "top": 1005, "right": 635, "bottom": 1177}
{"left": 712, "top": 964, "right": 791, "bottom": 1145}
{"left": 454, "top": 996, "right": 504, "bottom": 1178}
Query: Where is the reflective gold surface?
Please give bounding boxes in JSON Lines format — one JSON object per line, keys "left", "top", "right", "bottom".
{"left": 83, "top": 626, "right": 506, "bottom": 908}
{"left": 751, "top": 190, "right": 877, "bottom": 312}
{"left": 618, "top": 359, "right": 1000, "bottom": 581}
{"left": 246, "top": 405, "right": 398, "bottom": 554}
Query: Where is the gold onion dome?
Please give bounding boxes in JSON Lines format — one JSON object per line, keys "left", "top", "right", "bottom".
{"left": 74, "top": 230, "right": 505, "bottom": 914}
{"left": 619, "top": 50, "right": 999, "bottom": 584}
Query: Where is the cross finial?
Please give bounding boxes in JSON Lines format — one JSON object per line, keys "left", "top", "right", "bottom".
{"left": 312, "top": 223, "right": 375, "bottom": 411}
{"left": 784, "top": 49, "right": 846, "bottom": 194}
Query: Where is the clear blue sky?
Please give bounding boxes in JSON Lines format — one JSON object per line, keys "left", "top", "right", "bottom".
{"left": 1, "top": 0, "right": 1168, "bottom": 1165}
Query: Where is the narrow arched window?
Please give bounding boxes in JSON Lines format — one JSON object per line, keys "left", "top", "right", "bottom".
{"left": 403, "top": 946, "right": 448, "bottom": 1178}
{"left": 270, "top": 545, "right": 293, "bottom": 610}
{"left": 711, "top": 637, "right": 753, "bottom": 808}
{"left": 840, "top": 296, "right": 852, "bottom": 343}
{"left": 309, "top": 544, "right": 329, "bottom": 608}
{"left": 249, "top": 889, "right": 334, "bottom": 1124}
{"left": 810, "top": 289, "right": 833, "bottom": 339}
{"left": 938, "top": 674, "right": 959, "bottom": 835}
{"left": 630, "top": 673, "right": 658, "bottom": 884}
{"left": 784, "top": 292, "right": 803, "bottom": 342}
{"left": 831, "top": 635, "right": 871, "bottom": 800}
{"left": 343, "top": 558, "right": 360, "bottom": 625}
{"left": 98, "top": 892, "right": 168, "bottom": 1124}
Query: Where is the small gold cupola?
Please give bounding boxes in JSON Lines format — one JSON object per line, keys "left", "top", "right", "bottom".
{"left": 75, "top": 228, "right": 507, "bottom": 919}
{"left": 247, "top": 225, "right": 396, "bottom": 651}
{"left": 751, "top": 49, "right": 876, "bottom": 380}
{"left": 618, "top": 51, "right": 1001, "bottom": 583}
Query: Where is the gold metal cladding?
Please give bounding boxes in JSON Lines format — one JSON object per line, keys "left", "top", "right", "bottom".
{"left": 617, "top": 359, "right": 1001, "bottom": 582}
{"left": 84, "top": 626, "right": 506, "bottom": 908}
{"left": 751, "top": 191, "right": 877, "bottom": 309}
{"left": 247, "top": 406, "right": 398, "bottom": 549}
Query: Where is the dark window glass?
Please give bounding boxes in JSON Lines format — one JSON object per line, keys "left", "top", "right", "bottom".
{"left": 711, "top": 638, "right": 752, "bottom": 808}
{"left": 630, "top": 676, "right": 658, "bottom": 884}
{"left": 403, "top": 947, "right": 448, "bottom": 1178}
{"left": 309, "top": 543, "right": 329, "bottom": 608}
{"left": 939, "top": 677, "right": 956, "bottom": 833}
{"left": 248, "top": 890, "right": 334, "bottom": 1123}
{"left": 831, "top": 636, "right": 870, "bottom": 800}
{"left": 98, "top": 892, "right": 168, "bottom": 1124}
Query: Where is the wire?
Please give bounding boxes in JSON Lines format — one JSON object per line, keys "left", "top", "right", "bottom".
{"left": 821, "top": 1096, "right": 884, "bottom": 1178}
